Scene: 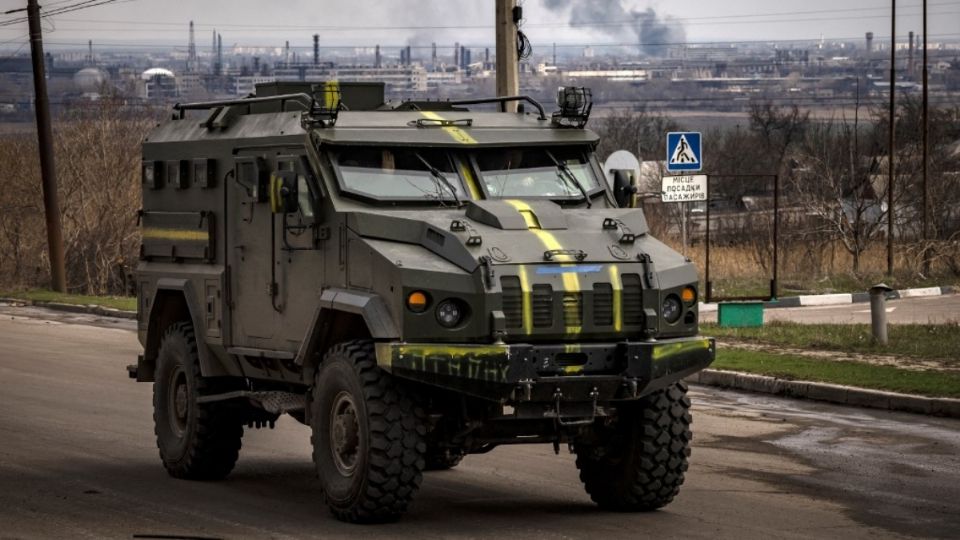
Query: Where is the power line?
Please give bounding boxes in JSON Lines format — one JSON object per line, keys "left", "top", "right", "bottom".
{"left": 16, "top": 1, "right": 958, "bottom": 32}
{"left": 28, "top": 32, "right": 960, "bottom": 51}
{"left": 0, "top": 0, "right": 128, "bottom": 28}
{"left": 24, "top": 9, "right": 960, "bottom": 35}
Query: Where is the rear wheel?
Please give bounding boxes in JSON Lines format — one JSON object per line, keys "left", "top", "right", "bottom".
{"left": 311, "top": 340, "right": 428, "bottom": 523}
{"left": 574, "top": 382, "right": 692, "bottom": 511}
{"left": 153, "top": 321, "right": 243, "bottom": 480}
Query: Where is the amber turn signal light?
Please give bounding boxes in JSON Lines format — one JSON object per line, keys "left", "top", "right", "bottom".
{"left": 407, "top": 291, "right": 429, "bottom": 313}
{"left": 681, "top": 286, "right": 697, "bottom": 305}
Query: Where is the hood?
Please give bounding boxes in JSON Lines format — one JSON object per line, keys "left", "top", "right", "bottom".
{"left": 346, "top": 200, "right": 685, "bottom": 274}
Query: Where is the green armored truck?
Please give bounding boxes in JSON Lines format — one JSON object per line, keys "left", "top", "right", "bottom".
{"left": 129, "top": 82, "right": 714, "bottom": 523}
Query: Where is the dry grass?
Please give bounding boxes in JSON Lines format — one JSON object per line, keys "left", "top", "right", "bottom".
{"left": 663, "top": 238, "right": 959, "bottom": 297}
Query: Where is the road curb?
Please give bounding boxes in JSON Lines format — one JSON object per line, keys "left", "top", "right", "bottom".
{"left": 687, "top": 369, "right": 960, "bottom": 419}
{"left": 0, "top": 297, "right": 137, "bottom": 320}
{"left": 699, "top": 285, "right": 956, "bottom": 311}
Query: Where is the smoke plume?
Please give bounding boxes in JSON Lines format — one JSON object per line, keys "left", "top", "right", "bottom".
{"left": 542, "top": 0, "right": 686, "bottom": 57}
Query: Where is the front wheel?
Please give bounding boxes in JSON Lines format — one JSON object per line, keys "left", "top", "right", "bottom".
{"left": 311, "top": 340, "right": 428, "bottom": 523}
{"left": 574, "top": 382, "right": 693, "bottom": 511}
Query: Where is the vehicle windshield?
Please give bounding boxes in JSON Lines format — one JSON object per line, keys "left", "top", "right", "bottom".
{"left": 474, "top": 146, "right": 599, "bottom": 199}
{"left": 333, "top": 147, "right": 464, "bottom": 202}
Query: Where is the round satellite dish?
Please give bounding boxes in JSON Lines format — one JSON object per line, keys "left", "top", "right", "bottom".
{"left": 603, "top": 150, "right": 642, "bottom": 187}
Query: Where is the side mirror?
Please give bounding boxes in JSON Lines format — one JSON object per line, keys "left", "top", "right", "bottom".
{"left": 269, "top": 171, "right": 299, "bottom": 214}
{"left": 612, "top": 169, "right": 638, "bottom": 208}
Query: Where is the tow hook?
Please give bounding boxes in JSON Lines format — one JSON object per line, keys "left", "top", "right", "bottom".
{"left": 552, "top": 387, "right": 600, "bottom": 427}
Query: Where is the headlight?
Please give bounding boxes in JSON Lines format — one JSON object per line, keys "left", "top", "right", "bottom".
{"left": 662, "top": 295, "right": 682, "bottom": 324}
{"left": 436, "top": 299, "right": 466, "bottom": 328}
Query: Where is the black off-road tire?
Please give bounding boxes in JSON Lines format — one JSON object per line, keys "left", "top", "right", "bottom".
{"left": 423, "top": 447, "right": 464, "bottom": 471}
{"left": 574, "top": 382, "right": 692, "bottom": 511}
{"left": 153, "top": 321, "right": 243, "bottom": 480}
{"left": 311, "top": 340, "right": 428, "bottom": 524}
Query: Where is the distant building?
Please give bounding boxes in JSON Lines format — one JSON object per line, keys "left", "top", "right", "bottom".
{"left": 234, "top": 75, "right": 276, "bottom": 96}
{"left": 141, "top": 67, "right": 179, "bottom": 100}
{"left": 273, "top": 64, "right": 428, "bottom": 94}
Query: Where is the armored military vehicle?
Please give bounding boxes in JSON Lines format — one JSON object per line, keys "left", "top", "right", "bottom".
{"left": 129, "top": 81, "right": 714, "bottom": 523}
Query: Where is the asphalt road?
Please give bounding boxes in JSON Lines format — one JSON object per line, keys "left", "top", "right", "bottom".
{"left": 1, "top": 305, "right": 959, "bottom": 539}
{"left": 701, "top": 294, "right": 960, "bottom": 325}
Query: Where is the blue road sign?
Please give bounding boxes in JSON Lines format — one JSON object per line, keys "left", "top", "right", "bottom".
{"left": 666, "top": 132, "right": 702, "bottom": 173}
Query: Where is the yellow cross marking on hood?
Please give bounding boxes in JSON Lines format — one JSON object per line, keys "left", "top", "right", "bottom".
{"left": 420, "top": 111, "right": 477, "bottom": 145}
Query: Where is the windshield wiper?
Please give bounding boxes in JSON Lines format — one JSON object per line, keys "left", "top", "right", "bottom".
{"left": 546, "top": 150, "right": 591, "bottom": 208}
{"left": 415, "top": 152, "right": 462, "bottom": 207}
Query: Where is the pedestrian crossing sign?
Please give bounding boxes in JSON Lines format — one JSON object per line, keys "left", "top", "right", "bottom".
{"left": 666, "top": 132, "right": 702, "bottom": 172}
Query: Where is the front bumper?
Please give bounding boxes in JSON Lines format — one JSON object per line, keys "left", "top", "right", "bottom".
{"left": 375, "top": 337, "right": 715, "bottom": 403}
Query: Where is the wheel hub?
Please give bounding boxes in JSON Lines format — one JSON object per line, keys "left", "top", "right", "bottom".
{"left": 168, "top": 368, "right": 189, "bottom": 437}
{"left": 330, "top": 392, "right": 360, "bottom": 475}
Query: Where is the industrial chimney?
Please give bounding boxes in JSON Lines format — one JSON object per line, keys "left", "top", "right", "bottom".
{"left": 866, "top": 31, "right": 874, "bottom": 53}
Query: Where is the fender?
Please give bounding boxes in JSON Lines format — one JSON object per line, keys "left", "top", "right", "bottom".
{"left": 296, "top": 288, "right": 399, "bottom": 373}
{"left": 141, "top": 278, "right": 226, "bottom": 380}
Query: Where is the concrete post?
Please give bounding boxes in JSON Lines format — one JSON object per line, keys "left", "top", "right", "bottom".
{"left": 870, "top": 284, "right": 894, "bottom": 345}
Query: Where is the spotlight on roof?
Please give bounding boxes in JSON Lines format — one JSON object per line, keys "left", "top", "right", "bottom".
{"left": 553, "top": 86, "right": 592, "bottom": 128}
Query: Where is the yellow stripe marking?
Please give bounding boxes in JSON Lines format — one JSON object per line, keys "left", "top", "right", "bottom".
{"left": 562, "top": 365, "right": 584, "bottom": 374}
{"left": 505, "top": 200, "right": 582, "bottom": 336}
{"left": 504, "top": 199, "right": 540, "bottom": 228}
{"left": 609, "top": 264, "right": 622, "bottom": 333}
{"left": 142, "top": 228, "right": 208, "bottom": 241}
{"left": 420, "top": 111, "right": 477, "bottom": 145}
{"left": 323, "top": 80, "right": 340, "bottom": 110}
{"left": 651, "top": 339, "right": 712, "bottom": 361}
{"left": 458, "top": 160, "right": 483, "bottom": 200}
{"left": 518, "top": 265, "right": 533, "bottom": 335}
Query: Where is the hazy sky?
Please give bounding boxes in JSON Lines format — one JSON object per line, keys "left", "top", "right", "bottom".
{"left": 0, "top": 0, "right": 957, "bottom": 52}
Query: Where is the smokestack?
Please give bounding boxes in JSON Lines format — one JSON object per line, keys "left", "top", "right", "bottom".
{"left": 212, "top": 30, "right": 216, "bottom": 55}
{"left": 553, "top": 42, "right": 556, "bottom": 65}
{"left": 285, "top": 40, "right": 290, "bottom": 64}
{"left": 866, "top": 31, "right": 874, "bottom": 53}
{"left": 313, "top": 34, "right": 319, "bottom": 66}
{"left": 908, "top": 30, "right": 915, "bottom": 76}
{"left": 454, "top": 42, "right": 459, "bottom": 67}
{"left": 217, "top": 33, "right": 222, "bottom": 76}
{"left": 405, "top": 45, "right": 412, "bottom": 66}
{"left": 87, "top": 39, "right": 93, "bottom": 65}
{"left": 400, "top": 47, "right": 406, "bottom": 66}
{"left": 431, "top": 42, "right": 437, "bottom": 65}
{"left": 375, "top": 44, "right": 381, "bottom": 68}
{"left": 485, "top": 47, "right": 490, "bottom": 65}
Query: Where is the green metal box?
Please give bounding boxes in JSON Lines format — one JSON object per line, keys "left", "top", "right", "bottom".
{"left": 718, "top": 302, "right": 765, "bottom": 328}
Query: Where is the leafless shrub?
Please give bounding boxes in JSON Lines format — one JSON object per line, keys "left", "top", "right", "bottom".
{"left": 0, "top": 97, "right": 158, "bottom": 294}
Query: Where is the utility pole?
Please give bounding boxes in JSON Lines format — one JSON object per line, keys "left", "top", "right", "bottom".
{"left": 495, "top": 0, "right": 519, "bottom": 111}
{"left": 922, "top": 0, "right": 930, "bottom": 271}
{"left": 26, "top": 0, "right": 67, "bottom": 292}
{"left": 887, "top": 0, "right": 896, "bottom": 277}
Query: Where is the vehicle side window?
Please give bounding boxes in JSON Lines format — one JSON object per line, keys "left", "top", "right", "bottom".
{"left": 297, "top": 174, "right": 314, "bottom": 219}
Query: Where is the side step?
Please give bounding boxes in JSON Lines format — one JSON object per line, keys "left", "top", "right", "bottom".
{"left": 197, "top": 390, "right": 306, "bottom": 414}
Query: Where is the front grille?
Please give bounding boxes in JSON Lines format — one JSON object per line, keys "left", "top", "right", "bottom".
{"left": 501, "top": 276, "right": 523, "bottom": 329}
{"left": 622, "top": 274, "right": 644, "bottom": 326}
{"left": 593, "top": 283, "right": 613, "bottom": 326}
{"left": 562, "top": 292, "right": 583, "bottom": 328}
{"left": 532, "top": 284, "right": 553, "bottom": 328}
